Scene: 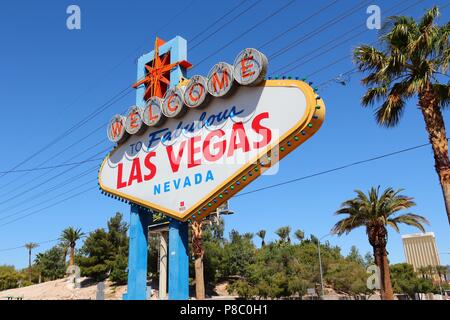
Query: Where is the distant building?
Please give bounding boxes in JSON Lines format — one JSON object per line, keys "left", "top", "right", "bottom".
{"left": 402, "top": 232, "right": 441, "bottom": 272}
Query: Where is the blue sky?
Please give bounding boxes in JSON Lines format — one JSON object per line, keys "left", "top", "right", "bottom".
{"left": 0, "top": 0, "right": 449, "bottom": 269}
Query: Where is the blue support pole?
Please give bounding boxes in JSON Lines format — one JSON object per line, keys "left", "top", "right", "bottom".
{"left": 124, "top": 206, "right": 151, "bottom": 300}
{"left": 168, "top": 219, "right": 189, "bottom": 300}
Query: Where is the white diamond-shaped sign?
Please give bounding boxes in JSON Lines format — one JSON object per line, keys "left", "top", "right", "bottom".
{"left": 98, "top": 80, "right": 325, "bottom": 221}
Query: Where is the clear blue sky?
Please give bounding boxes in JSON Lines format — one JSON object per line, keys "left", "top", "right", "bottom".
{"left": 0, "top": 0, "right": 448, "bottom": 269}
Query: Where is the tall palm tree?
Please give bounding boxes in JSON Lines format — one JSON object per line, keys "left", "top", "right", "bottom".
{"left": 60, "top": 227, "right": 85, "bottom": 267}
{"left": 256, "top": 230, "right": 266, "bottom": 247}
{"left": 275, "top": 226, "right": 291, "bottom": 244}
{"left": 353, "top": 6, "right": 450, "bottom": 224}
{"left": 25, "top": 242, "right": 39, "bottom": 282}
{"left": 294, "top": 229, "right": 305, "bottom": 243}
{"left": 331, "top": 187, "right": 429, "bottom": 300}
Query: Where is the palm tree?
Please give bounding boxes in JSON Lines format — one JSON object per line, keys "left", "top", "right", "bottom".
{"left": 436, "top": 265, "right": 448, "bottom": 283}
{"left": 191, "top": 220, "right": 209, "bottom": 300}
{"left": 353, "top": 6, "right": 450, "bottom": 224}
{"left": 59, "top": 240, "right": 69, "bottom": 267}
{"left": 60, "top": 227, "right": 85, "bottom": 267}
{"left": 275, "top": 226, "right": 291, "bottom": 244}
{"left": 418, "top": 266, "right": 429, "bottom": 279}
{"left": 25, "top": 242, "right": 39, "bottom": 282}
{"left": 331, "top": 187, "right": 429, "bottom": 300}
{"left": 256, "top": 230, "right": 266, "bottom": 247}
{"left": 294, "top": 229, "right": 305, "bottom": 243}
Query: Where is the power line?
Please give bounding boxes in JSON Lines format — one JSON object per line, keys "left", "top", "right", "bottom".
{"left": 192, "top": 0, "right": 297, "bottom": 69}
{"left": 0, "top": 87, "right": 132, "bottom": 180}
{"left": 0, "top": 185, "right": 98, "bottom": 229}
{"left": 235, "top": 141, "right": 434, "bottom": 198}
{"left": 0, "top": 158, "right": 104, "bottom": 174}
{"left": 0, "top": 147, "right": 108, "bottom": 208}
{"left": 272, "top": 0, "right": 425, "bottom": 76}
{"left": 258, "top": 0, "right": 340, "bottom": 50}
{"left": 0, "top": 177, "right": 99, "bottom": 223}
{"left": 267, "top": 0, "right": 372, "bottom": 61}
{"left": 189, "top": 0, "right": 252, "bottom": 46}
{"left": 0, "top": 137, "right": 108, "bottom": 199}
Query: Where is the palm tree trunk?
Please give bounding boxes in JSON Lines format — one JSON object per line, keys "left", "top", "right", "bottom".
{"left": 419, "top": 87, "right": 450, "bottom": 225}
{"left": 373, "top": 248, "right": 385, "bottom": 298}
{"left": 380, "top": 247, "right": 394, "bottom": 300}
{"left": 374, "top": 246, "right": 394, "bottom": 300}
{"left": 28, "top": 249, "right": 32, "bottom": 282}
{"left": 191, "top": 221, "right": 205, "bottom": 300}
{"left": 62, "top": 247, "right": 68, "bottom": 267}
{"left": 69, "top": 245, "right": 75, "bottom": 266}
{"left": 195, "top": 256, "right": 205, "bottom": 300}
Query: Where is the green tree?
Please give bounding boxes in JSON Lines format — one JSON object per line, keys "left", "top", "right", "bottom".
{"left": 24, "top": 242, "right": 38, "bottom": 282}
{"left": 325, "top": 259, "right": 369, "bottom": 295}
{"left": 60, "top": 227, "right": 85, "bottom": 267}
{"left": 347, "top": 245, "right": 364, "bottom": 266}
{"left": 202, "top": 217, "right": 225, "bottom": 286}
{"left": 354, "top": 6, "right": 450, "bottom": 224}
{"left": 256, "top": 230, "right": 266, "bottom": 247}
{"left": 34, "top": 245, "right": 66, "bottom": 281}
{"left": 0, "top": 265, "right": 25, "bottom": 291}
{"left": 275, "top": 226, "right": 291, "bottom": 244}
{"left": 331, "top": 187, "right": 429, "bottom": 300}
{"left": 294, "top": 229, "right": 305, "bottom": 243}
{"left": 77, "top": 212, "right": 128, "bottom": 284}
{"left": 364, "top": 252, "right": 375, "bottom": 268}
{"left": 390, "top": 263, "right": 436, "bottom": 299}
{"left": 221, "top": 230, "right": 256, "bottom": 277}
{"left": 436, "top": 265, "right": 448, "bottom": 283}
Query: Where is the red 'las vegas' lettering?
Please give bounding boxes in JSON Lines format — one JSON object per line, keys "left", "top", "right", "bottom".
{"left": 117, "top": 152, "right": 157, "bottom": 189}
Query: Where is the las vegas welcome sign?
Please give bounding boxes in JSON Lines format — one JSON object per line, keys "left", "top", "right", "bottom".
{"left": 98, "top": 48, "right": 325, "bottom": 221}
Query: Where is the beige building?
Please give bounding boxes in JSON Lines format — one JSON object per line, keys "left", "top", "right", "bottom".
{"left": 402, "top": 232, "right": 441, "bottom": 272}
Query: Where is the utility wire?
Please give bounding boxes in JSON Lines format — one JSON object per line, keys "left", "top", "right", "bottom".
{"left": 0, "top": 87, "right": 132, "bottom": 180}
{"left": 0, "top": 147, "right": 109, "bottom": 208}
{"left": 192, "top": 0, "right": 297, "bottom": 69}
{"left": 0, "top": 177, "right": 99, "bottom": 223}
{"left": 0, "top": 158, "right": 104, "bottom": 174}
{"left": 273, "top": 0, "right": 425, "bottom": 76}
{"left": 0, "top": 138, "right": 108, "bottom": 199}
{"left": 267, "top": 0, "right": 372, "bottom": 61}
{"left": 235, "top": 141, "right": 434, "bottom": 198}
{"left": 0, "top": 185, "right": 98, "bottom": 229}
{"left": 189, "top": 0, "right": 252, "bottom": 46}
{"left": 258, "top": 0, "right": 340, "bottom": 50}
{"left": 0, "top": 164, "right": 100, "bottom": 216}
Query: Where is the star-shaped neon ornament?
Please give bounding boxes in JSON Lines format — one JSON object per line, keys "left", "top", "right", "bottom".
{"left": 132, "top": 37, "right": 192, "bottom": 100}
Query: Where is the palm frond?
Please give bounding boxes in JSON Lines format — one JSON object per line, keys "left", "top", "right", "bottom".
{"left": 332, "top": 187, "right": 425, "bottom": 237}
{"left": 374, "top": 85, "right": 406, "bottom": 127}
{"left": 388, "top": 213, "right": 429, "bottom": 233}
{"left": 419, "top": 6, "right": 440, "bottom": 32}
{"left": 433, "top": 83, "right": 450, "bottom": 108}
